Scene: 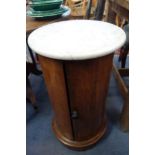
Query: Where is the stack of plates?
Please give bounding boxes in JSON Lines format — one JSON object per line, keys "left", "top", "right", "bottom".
{"left": 27, "top": 0, "right": 71, "bottom": 19}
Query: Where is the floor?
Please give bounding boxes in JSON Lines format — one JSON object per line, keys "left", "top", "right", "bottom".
{"left": 26, "top": 55, "right": 129, "bottom": 155}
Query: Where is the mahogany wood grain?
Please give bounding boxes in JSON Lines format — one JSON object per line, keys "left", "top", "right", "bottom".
{"left": 38, "top": 53, "right": 114, "bottom": 150}
{"left": 64, "top": 54, "right": 113, "bottom": 141}
{"left": 52, "top": 119, "right": 107, "bottom": 150}
{"left": 38, "top": 56, "right": 73, "bottom": 140}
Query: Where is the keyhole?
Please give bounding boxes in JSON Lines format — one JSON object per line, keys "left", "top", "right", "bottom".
{"left": 71, "top": 110, "right": 78, "bottom": 119}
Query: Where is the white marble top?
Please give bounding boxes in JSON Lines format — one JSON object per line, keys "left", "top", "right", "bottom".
{"left": 28, "top": 20, "right": 126, "bottom": 60}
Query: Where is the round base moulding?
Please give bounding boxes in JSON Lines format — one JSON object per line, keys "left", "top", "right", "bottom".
{"left": 52, "top": 119, "right": 107, "bottom": 150}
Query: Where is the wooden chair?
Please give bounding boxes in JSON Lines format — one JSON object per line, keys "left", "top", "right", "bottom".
{"left": 105, "top": 0, "right": 129, "bottom": 131}
{"left": 65, "top": 0, "right": 88, "bottom": 17}
{"left": 113, "top": 23, "right": 129, "bottom": 132}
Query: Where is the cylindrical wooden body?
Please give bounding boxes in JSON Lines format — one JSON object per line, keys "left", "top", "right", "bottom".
{"left": 38, "top": 53, "right": 114, "bottom": 150}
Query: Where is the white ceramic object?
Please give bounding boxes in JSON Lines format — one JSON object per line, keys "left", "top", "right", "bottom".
{"left": 28, "top": 20, "right": 126, "bottom": 60}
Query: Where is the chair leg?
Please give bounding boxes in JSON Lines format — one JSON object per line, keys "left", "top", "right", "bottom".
{"left": 120, "top": 98, "right": 129, "bottom": 132}
{"left": 121, "top": 50, "right": 128, "bottom": 68}
{"left": 119, "top": 48, "right": 129, "bottom": 68}
{"left": 121, "top": 55, "right": 127, "bottom": 68}
{"left": 26, "top": 77, "right": 38, "bottom": 110}
{"left": 112, "top": 64, "right": 129, "bottom": 132}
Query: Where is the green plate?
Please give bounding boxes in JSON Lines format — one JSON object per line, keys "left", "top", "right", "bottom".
{"left": 29, "top": 1, "right": 63, "bottom": 11}
{"left": 31, "top": 0, "right": 62, "bottom": 2}
{"left": 29, "top": 0, "right": 63, "bottom": 5}
{"left": 27, "top": 6, "right": 68, "bottom": 20}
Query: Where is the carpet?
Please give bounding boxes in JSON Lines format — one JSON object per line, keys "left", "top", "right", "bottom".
{"left": 26, "top": 55, "right": 129, "bottom": 155}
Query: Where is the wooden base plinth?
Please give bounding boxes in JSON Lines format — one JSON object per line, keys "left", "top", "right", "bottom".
{"left": 52, "top": 119, "right": 107, "bottom": 150}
